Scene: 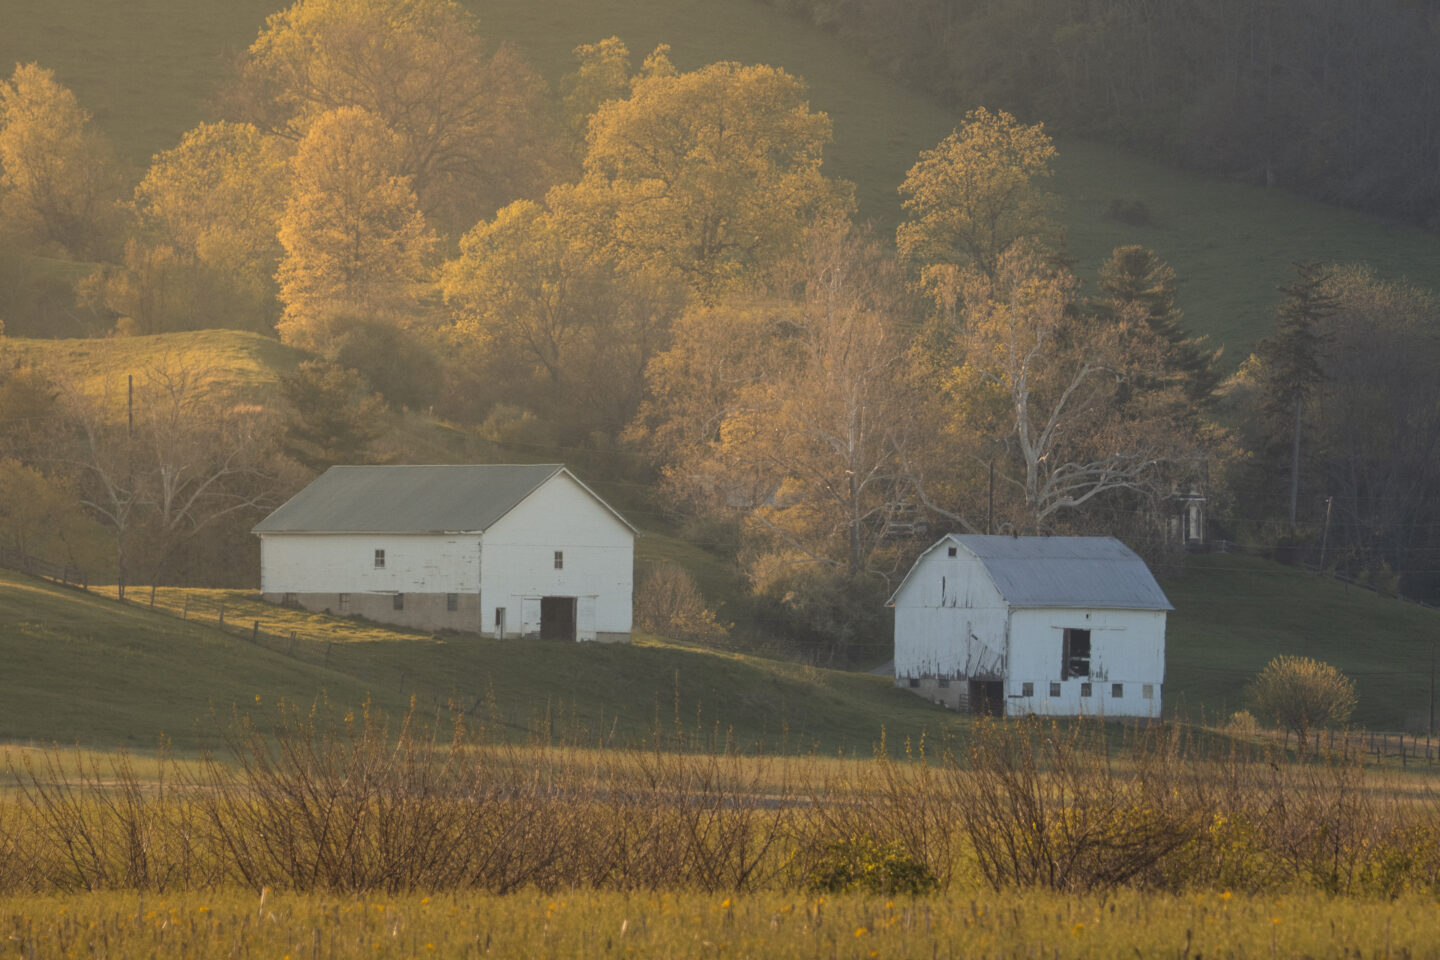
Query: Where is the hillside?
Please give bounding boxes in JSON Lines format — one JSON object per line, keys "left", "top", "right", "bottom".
{"left": 0, "top": 568, "right": 964, "bottom": 754}
{"left": 1163, "top": 553, "right": 1440, "bottom": 731}
{"left": 4, "top": 0, "right": 1440, "bottom": 362}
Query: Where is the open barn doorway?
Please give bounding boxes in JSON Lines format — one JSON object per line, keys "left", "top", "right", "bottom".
{"left": 540, "top": 596, "right": 577, "bottom": 640}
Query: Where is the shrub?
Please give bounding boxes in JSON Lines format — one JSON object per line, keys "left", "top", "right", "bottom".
{"left": 804, "top": 836, "right": 937, "bottom": 896}
{"left": 1247, "top": 655, "right": 1357, "bottom": 754}
{"left": 635, "top": 562, "right": 729, "bottom": 645}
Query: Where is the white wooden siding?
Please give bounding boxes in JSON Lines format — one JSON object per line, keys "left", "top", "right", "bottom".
{"left": 479, "top": 471, "right": 633, "bottom": 640}
{"left": 259, "top": 533, "right": 481, "bottom": 594}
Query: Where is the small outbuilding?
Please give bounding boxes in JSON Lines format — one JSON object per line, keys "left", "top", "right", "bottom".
{"left": 890, "top": 534, "right": 1171, "bottom": 718}
{"left": 253, "top": 464, "right": 635, "bottom": 641}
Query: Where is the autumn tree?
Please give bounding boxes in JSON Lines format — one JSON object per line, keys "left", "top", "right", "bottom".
{"left": 442, "top": 191, "right": 684, "bottom": 443}
{"left": 275, "top": 107, "right": 436, "bottom": 353}
{"left": 577, "top": 48, "right": 852, "bottom": 300}
{"left": 0, "top": 63, "right": 124, "bottom": 259}
{"left": 560, "top": 37, "right": 632, "bottom": 140}
{"left": 940, "top": 243, "right": 1204, "bottom": 535}
{"left": 897, "top": 107, "right": 1059, "bottom": 306}
{"left": 94, "top": 121, "right": 290, "bottom": 334}
{"left": 634, "top": 219, "right": 917, "bottom": 658}
{"left": 232, "top": 0, "right": 560, "bottom": 235}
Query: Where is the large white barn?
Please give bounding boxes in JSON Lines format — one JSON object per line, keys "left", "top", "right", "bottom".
{"left": 890, "top": 534, "right": 1171, "bottom": 718}
{"left": 253, "top": 464, "right": 635, "bottom": 641}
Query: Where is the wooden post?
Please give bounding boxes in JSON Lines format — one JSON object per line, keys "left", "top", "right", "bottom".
{"left": 149, "top": 584, "right": 157, "bottom": 608}
{"left": 251, "top": 620, "right": 260, "bottom": 643}
{"left": 217, "top": 604, "right": 224, "bottom": 627}
{"left": 181, "top": 596, "right": 189, "bottom": 619}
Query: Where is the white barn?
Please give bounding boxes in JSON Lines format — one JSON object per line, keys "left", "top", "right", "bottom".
{"left": 253, "top": 464, "right": 635, "bottom": 641}
{"left": 890, "top": 535, "right": 1171, "bottom": 718}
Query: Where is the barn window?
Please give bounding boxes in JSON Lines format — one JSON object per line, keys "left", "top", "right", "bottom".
{"left": 1143, "top": 683, "right": 1155, "bottom": 700}
{"left": 1111, "top": 683, "right": 1124, "bottom": 698}
{"left": 1061, "top": 628, "right": 1091, "bottom": 679}
{"left": 393, "top": 593, "right": 404, "bottom": 611}
{"left": 1081, "top": 682, "right": 1092, "bottom": 698}
{"left": 554, "top": 550, "right": 564, "bottom": 569}
{"left": 374, "top": 549, "right": 385, "bottom": 569}
{"left": 908, "top": 678, "right": 920, "bottom": 688}
{"left": 282, "top": 592, "right": 297, "bottom": 607}
{"left": 338, "top": 593, "right": 350, "bottom": 611}
{"left": 1021, "top": 682, "right": 1034, "bottom": 697}
{"left": 938, "top": 678, "right": 950, "bottom": 688}
{"left": 447, "top": 593, "right": 459, "bottom": 612}
{"left": 947, "top": 546, "right": 957, "bottom": 557}
{"left": 1049, "top": 681, "right": 1061, "bottom": 698}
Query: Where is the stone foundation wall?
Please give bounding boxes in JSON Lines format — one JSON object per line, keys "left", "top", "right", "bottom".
{"left": 895, "top": 676, "right": 967, "bottom": 711}
{"left": 264, "top": 591, "right": 482, "bottom": 634}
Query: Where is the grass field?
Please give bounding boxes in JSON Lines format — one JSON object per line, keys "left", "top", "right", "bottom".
{"left": 5, "top": 539, "right": 1440, "bottom": 752}
{"left": 0, "top": 568, "right": 964, "bottom": 753}
{"left": 4, "top": 888, "right": 1439, "bottom": 959}
{"left": 4, "top": 0, "right": 1440, "bottom": 363}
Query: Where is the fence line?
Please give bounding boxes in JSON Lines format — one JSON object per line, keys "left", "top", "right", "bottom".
{"left": 0, "top": 545, "right": 88, "bottom": 592}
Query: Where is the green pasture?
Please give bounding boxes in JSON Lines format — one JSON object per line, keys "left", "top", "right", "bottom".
{"left": 5, "top": 0, "right": 1440, "bottom": 362}
{"left": 0, "top": 568, "right": 962, "bottom": 754}
{"left": 1163, "top": 552, "right": 1440, "bottom": 731}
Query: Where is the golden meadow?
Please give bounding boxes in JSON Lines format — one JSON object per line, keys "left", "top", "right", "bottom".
{"left": 5, "top": 706, "right": 1440, "bottom": 957}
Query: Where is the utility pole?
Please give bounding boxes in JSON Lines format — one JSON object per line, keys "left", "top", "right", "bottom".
{"left": 986, "top": 460, "right": 994, "bottom": 535}
{"left": 1319, "top": 496, "right": 1333, "bottom": 570}
{"left": 1430, "top": 636, "right": 1435, "bottom": 740}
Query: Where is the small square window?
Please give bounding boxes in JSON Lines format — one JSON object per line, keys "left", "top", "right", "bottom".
{"left": 938, "top": 678, "right": 950, "bottom": 688}
{"left": 374, "top": 549, "right": 385, "bottom": 569}
{"left": 393, "top": 593, "right": 404, "bottom": 611}
{"left": 1049, "top": 681, "right": 1061, "bottom": 698}
{"left": 908, "top": 678, "right": 920, "bottom": 688}
{"left": 1112, "top": 683, "right": 1124, "bottom": 698}
{"left": 1081, "top": 682, "right": 1092, "bottom": 697}
{"left": 282, "top": 592, "right": 297, "bottom": 607}
{"left": 947, "top": 546, "right": 957, "bottom": 557}
{"left": 554, "top": 550, "right": 564, "bottom": 570}
{"left": 338, "top": 592, "right": 350, "bottom": 610}
{"left": 447, "top": 593, "right": 458, "bottom": 612}
{"left": 1021, "top": 681, "right": 1034, "bottom": 697}
{"left": 1143, "top": 683, "right": 1155, "bottom": 700}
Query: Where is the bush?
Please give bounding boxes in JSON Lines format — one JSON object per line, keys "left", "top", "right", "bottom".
{"left": 635, "top": 563, "right": 729, "bottom": 645}
{"left": 804, "top": 836, "right": 937, "bottom": 896}
{"left": 1247, "top": 655, "right": 1357, "bottom": 753}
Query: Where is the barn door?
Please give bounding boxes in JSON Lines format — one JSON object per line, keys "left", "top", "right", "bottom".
{"left": 521, "top": 597, "right": 541, "bottom": 637}
{"left": 576, "top": 596, "right": 597, "bottom": 642}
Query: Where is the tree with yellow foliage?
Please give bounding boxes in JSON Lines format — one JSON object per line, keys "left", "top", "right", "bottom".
{"left": 897, "top": 107, "right": 1059, "bottom": 302}
{"left": 232, "top": 0, "right": 560, "bottom": 235}
{"left": 0, "top": 63, "right": 124, "bottom": 259}
{"left": 577, "top": 48, "right": 852, "bottom": 300}
{"left": 275, "top": 107, "right": 436, "bottom": 353}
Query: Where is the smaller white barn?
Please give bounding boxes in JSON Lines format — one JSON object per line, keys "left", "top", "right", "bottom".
{"left": 253, "top": 464, "right": 635, "bottom": 641}
{"left": 890, "top": 535, "right": 1171, "bottom": 718}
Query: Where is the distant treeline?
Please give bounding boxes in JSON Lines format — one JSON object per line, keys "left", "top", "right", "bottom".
{"left": 760, "top": 0, "right": 1440, "bottom": 226}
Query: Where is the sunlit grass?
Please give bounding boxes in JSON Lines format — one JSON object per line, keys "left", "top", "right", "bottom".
{"left": 2, "top": 888, "right": 1438, "bottom": 958}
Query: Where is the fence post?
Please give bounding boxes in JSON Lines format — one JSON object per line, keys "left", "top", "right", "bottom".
{"left": 251, "top": 620, "right": 260, "bottom": 643}
{"left": 182, "top": 596, "right": 189, "bottom": 620}
{"left": 217, "top": 603, "right": 224, "bottom": 627}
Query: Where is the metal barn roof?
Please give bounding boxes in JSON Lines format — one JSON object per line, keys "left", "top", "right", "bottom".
{"left": 893, "top": 534, "right": 1173, "bottom": 610}
{"left": 253, "top": 464, "right": 634, "bottom": 535}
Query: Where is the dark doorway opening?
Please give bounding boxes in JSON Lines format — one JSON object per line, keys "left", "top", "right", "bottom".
{"left": 540, "top": 596, "right": 577, "bottom": 641}
{"left": 969, "top": 679, "right": 1004, "bottom": 715}
{"left": 1062, "top": 628, "right": 1091, "bottom": 679}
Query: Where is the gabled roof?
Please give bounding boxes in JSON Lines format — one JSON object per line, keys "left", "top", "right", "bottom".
{"left": 889, "top": 534, "right": 1172, "bottom": 611}
{"left": 253, "top": 464, "right": 636, "bottom": 535}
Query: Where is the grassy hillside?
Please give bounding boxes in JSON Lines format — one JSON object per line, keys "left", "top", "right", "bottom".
{"left": 1, "top": 329, "right": 303, "bottom": 408}
{"left": 0, "top": 568, "right": 963, "bottom": 753}
{"left": 1164, "top": 553, "right": 1440, "bottom": 731}
{"left": 5, "top": 0, "right": 1440, "bottom": 362}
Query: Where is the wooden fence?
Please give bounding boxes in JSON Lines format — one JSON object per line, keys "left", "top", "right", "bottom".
{"left": 0, "top": 545, "right": 88, "bottom": 591}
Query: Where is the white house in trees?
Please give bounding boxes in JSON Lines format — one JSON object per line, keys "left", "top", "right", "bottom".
{"left": 253, "top": 464, "right": 635, "bottom": 641}
{"left": 890, "top": 534, "right": 1170, "bottom": 718}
